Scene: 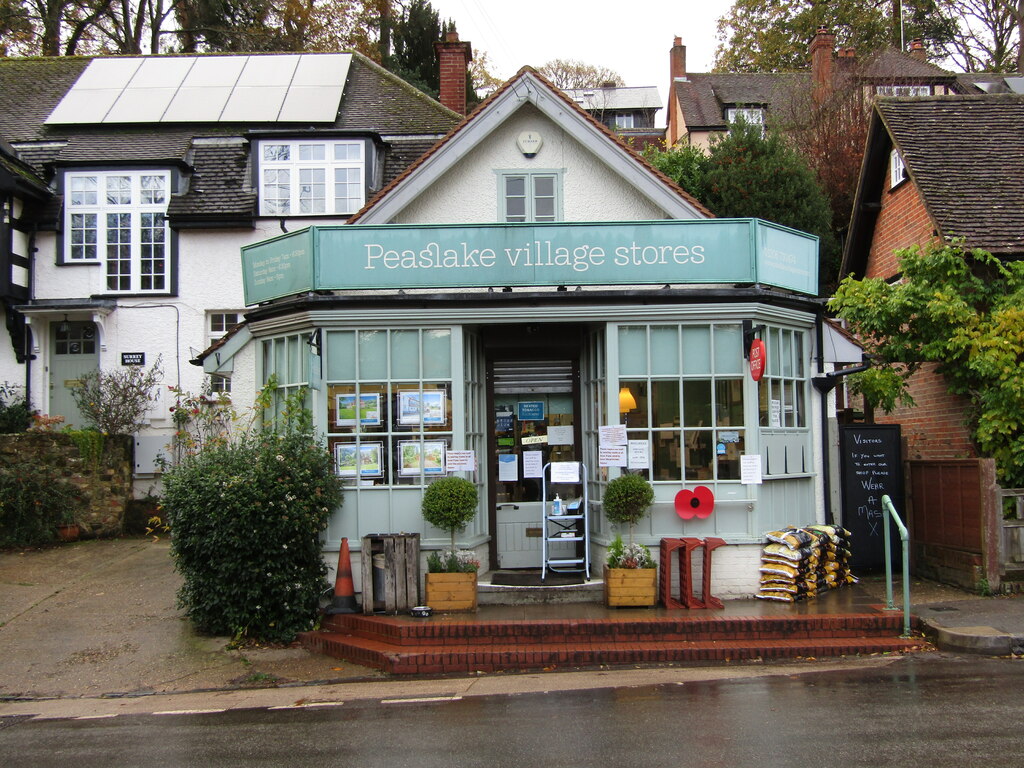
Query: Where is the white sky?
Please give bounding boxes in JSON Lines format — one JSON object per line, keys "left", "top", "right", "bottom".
{"left": 430, "top": 0, "right": 736, "bottom": 99}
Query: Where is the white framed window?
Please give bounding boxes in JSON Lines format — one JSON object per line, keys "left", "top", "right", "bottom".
{"left": 64, "top": 170, "right": 171, "bottom": 293}
{"left": 207, "top": 311, "right": 241, "bottom": 394}
{"left": 890, "top": 149, "right": 908, "bottom": 189}
{"left": 614, "top": 113, "right": 636, "bottom": 129}
{"left": 258, "top": 139, "right": 364, "bottom": 216}
{"left": 876, "top": 85, "right": 932, "bottom": 97}
{"left": 499, "top": 171, "right": 561, "bottom": 223}
{"left": 726, "top": 107, "right": 765, "bottom": 125}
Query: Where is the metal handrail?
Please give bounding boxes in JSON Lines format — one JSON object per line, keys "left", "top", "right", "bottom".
{"left": 881, "top": 494, "right": 912, "bottom": 638}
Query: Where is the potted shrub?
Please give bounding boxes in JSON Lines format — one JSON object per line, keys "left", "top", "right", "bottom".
{"left": 421, "top": 476, "right": 479, "bottom": 612}
{"left": 56, "top": 509, "right": 80, "bottom": 542}
{"left": 602, "top": 473, "right": 657, "bottom": 607}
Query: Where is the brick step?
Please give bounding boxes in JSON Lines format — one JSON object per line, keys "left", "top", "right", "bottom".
{"left": 318, "top": 613, "right": 917, "bottom": 647}
{"left": 300, "top": 631, "right": 931, "bottom": 675}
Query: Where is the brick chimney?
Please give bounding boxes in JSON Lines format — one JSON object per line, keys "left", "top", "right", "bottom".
{"left": 435, "top": 30, "right": 473, "bottom": 115}
{"left": 670, "top": 36, "right": 686, "bottom": 81}
{"left": 908, "top": 38, "right": 927, "bottom": 61}
{"left": 810, "top": 27, "right": 836, "bottom": 104}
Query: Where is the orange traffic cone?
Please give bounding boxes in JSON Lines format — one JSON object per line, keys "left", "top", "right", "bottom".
{"left": 326, "top": 537, "right": 358, "bottom": 614}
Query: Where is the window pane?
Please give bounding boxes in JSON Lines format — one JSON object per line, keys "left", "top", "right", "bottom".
{"left": 713, "top": 324, "right": 742, "bottom": 374}
{"left": 390, "top": 329, "right": 419, "bottom": 379}
{"left": 106, "top": 175, "right": 131, "bottom": 205}
{"left": 716, "top": 431, "right": 744, "bottom": 479}
{"left": 505, "top": 176, "right": 525, "bottom": 196}
{"left": 334, "top": 167, "right": 360, "bottom": 213}
{"left": 794, "top": 333, "right": 804, "bottom": 377}
{"left": 326, "top": 330, "right": 356, "bottom": 380}
{"left": 618, "top": 326, "right": 647, "bottom": 374}
{"left": 533, "top": 176, "right": 554, "bottom": 197}
{"left": 263, "top": 169, "right": 290, "bottom": 214}
{"left": 358, "top": 330, "right": 387, "bottom": 379}
{"left": 423, "top": 329, "right": 451, "bottom": 378}
{"left": 298, "top": 144, "right": 325, "bottom": 161}
{"left": 140, "top": 212, "right": 166, "bottom": 291}
{"left": 715, "top": 379, "right": 743, "bottom": 426}
{"left": 621, "top": 379, "right": 647, "bottom": 427}
{"left": 652, "top": 430, "right": 680, "bottom": 481}
{"left": 682, "top": 379, "right": 711, "bottom": 427}
{"left": 70, "top": 176, "right": 97, "bottom": 206}
{"left": 782, "top": 330, "right": 794, "bottom": 377}
{"left": 334, "top": 142, "right": 361, "bottom": 161}
{"left": 299, "top": 168, "right": 325, "bottom": 213}
{"left": 141, "top": 175, "right": 166, "bottom": 204}
{"left": 105, "top": 212, "right": 131, "bottom": 291}
{"left": 70, "top": 213, "right": 97, "bottom": 259}
{"left": 264, "top": 144, "right": 290, "bottom": 161}
{"left": 684, "top": 430, "right": 712, "bottom": 481}
{"left": 681, "top": 326, "right": 710, "bottom": 374}
{"left": 650, "top": 326, "right": 679, "bottom": 375}
{"left": 534, "top": 195, "right": 555, "bottom": 221}
{"left": 651, "top": 380, "right": 680, "bottom": 427}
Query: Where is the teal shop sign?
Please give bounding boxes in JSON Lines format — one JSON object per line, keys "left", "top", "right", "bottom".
{"left": 241, "top": 219, "right": 818, "bottom": 305}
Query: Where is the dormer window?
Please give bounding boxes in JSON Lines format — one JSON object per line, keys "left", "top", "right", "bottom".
{"left": 614, "top": 113, "right": 636, "bottom": 129}
{"left": 876, "top": 85, "right": 932, "bottom": 97}
{"left": 258, "top": 139, "right": 365, "bottom": 217}
{"left": 890, "top": 149, "right": 908, "bottom": 188}
{"left": 726, "top": 107, "right": 765, "bottom": 136}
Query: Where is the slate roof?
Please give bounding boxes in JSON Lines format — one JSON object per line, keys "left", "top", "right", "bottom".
{"left": 0, "top": 53, "right": 460, "bottom": 224}
{"left": 564, "top": 86, "right": 662, "bottom": 111}
{"left": 843, "top": 94, "right": 1024, "bottom": 276}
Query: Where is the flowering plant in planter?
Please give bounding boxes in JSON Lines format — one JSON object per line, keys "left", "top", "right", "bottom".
{"left": 427, "top": 549, "right": 480, "bottom": 573}
{"left": 606, "top": 534, "right": 655, "bottom": 569}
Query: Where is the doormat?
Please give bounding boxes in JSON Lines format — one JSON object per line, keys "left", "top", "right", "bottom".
{"left": 489, "top": 571, "right": 585, "bottom": 587}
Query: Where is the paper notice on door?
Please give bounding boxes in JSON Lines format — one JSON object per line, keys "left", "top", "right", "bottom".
{"left": 627, "top": 440, "right": 650, "bottom": 469}
{"left": 523, "top": 450, "right": 543, "bottom": 478}
{"left": 599, "top": 445, "right": 628, "bottom": 467}
{"left": 599, "top": 424, "right": 628, "bottom": 446}
{"left": 547, "top": 425, "right": 574, "bottom": 445}
{"left": 498, "top": 453, "right": 518, "bottom": 482}
{"left": 550, "top": 461, "right": 580, "bottom": 484}
{"left": 740, "top": 454, "right": 763, "bottom": 485}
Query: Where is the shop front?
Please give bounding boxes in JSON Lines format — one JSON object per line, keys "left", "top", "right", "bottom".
{"left": 235, "top": 218, "right": 825, "bottom": 598}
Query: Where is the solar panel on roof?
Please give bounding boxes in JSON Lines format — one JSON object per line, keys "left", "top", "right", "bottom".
{"left": 44, "top": 53, "right": 351, "bottom": 125}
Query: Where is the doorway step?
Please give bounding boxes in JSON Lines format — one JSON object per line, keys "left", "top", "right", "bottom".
{"left": 299, "top": 597, "right": 929, "bottom": 676}
{"left": 477, "top": 570, "right": 603, "bottom": 605}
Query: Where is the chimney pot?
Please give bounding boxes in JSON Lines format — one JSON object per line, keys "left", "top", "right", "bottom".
{"left": 909, "top": 38, "right": 927, "bottom": 61}
{"left": 435, "top": 29, "right": 473, "bottom": 115}
{"left": 670, "top": 36, "right": 686, "bottom": 81}
{"left": 810, "top": 27, "right": 836, "bottom": 104}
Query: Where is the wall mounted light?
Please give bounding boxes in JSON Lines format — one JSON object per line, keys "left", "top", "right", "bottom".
{"left": 58, "top": 314, "right": 69, "bottom": 333}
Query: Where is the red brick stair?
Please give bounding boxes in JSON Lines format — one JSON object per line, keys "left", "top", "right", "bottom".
{"left": 300, "top": 612, "right": 930, "bottom": 675}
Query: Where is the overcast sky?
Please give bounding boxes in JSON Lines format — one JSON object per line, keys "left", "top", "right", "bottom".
{"left": 430, "top": 0, "right": 735, "bottom": 103}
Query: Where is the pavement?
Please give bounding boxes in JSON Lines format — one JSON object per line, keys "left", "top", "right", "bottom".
{"left": 1, "top": 537, "right": 1021, "bottom": 708}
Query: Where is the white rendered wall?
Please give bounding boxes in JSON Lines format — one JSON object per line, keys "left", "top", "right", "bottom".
{"left": 393, "top": 103, "right": 668, "bottom": 225}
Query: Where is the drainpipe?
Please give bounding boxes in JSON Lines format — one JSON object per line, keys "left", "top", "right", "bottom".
{"left": 812, "top": 354, "right": 872, "bottom": 525}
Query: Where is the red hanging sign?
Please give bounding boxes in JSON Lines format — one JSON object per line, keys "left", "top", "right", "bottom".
{"left": 749, "top": 338, "right": 766, "bottom": 382}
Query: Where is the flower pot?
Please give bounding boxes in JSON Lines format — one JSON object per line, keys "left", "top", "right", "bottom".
{"left": 425, "top": 571, "right": 477, "bottom": 613}
{"left": 56, "top": 523, "right": 80, "bottom": 542}
{"left": 603, "top": 565, "right": 657, "bottom": 607}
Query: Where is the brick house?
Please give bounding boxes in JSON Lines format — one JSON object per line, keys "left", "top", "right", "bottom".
{"left": 841, "top": 94, "right": 1024, "bottom": 461}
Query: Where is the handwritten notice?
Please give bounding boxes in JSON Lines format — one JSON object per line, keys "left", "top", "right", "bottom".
{"left": 547, "top": 425, "right": 574, "bottom": 445}
{"left": 599, "top": 445, "right": 628, "bottom": 467}
{"left": 840, "top": 425, "right": 903, "bottom": 571}
{"left": 446, "top": 451, "right": 476, "bottom": 472}
{"left": 599, "top": 424, "right": 628, "bottom": 446}
{"left": 740, "top": 454, "right": 762, "bottom": 485}
{"left": 627, "top": 440, "right": 650, "bottom": 470}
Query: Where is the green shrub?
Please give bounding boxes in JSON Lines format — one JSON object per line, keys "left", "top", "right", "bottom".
{"left": 0, "top": 383, "right": 32, "bottom": 433}
{"left": 421, "top": 476, "right": 479, "bottom": 552}
{"left": 602, "top": 473, "right": 654, "bottom": 543}
{"left": 162, "top": 389, "right": 343, "bottom": 643}
{"left": 0, "top": 462, "right": 82, "bottom": 548}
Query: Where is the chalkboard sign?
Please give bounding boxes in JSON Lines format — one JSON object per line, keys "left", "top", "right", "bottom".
{"left": 839, "top": 424, "right": 903, "bottom": 571}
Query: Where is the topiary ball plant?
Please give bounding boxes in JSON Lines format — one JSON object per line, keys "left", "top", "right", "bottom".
{"left": 421, "top": 475, "right": 479, "bottom": 553}
{"left": 602, "top": 472, "right": 654, "bottom": 544}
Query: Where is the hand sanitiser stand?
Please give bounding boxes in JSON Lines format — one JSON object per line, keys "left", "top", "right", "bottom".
{"left": 540, "top": 462, "right": 590, "bottom": 582}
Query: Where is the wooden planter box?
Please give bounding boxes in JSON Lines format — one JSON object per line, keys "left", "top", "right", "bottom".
{"left": 604, "top": 565, "right": 657, "bottom": 607}
{"left": 425, "top": 571, "right": 478, "bottom": 613}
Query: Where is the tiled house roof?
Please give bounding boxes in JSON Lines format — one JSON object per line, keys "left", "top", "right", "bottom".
{"left": 0, "top": 53, "right": 460, "bottom": 226}
{"left": 843, "top": 94, "right": 1024, "bottom": 276}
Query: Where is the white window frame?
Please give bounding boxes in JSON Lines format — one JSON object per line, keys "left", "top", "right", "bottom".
{"left": 258, "top": 139, "right": 365, "bottom": 217}
{"left": 876, "top": 85, "right": 932, "bottom": 97}
{"left": 890, "top": 149, "right": 908, "bottom": 189}
{"left": 498, "top": 170, "right": 562, "bottom": 223}
{"left": 614, "top": 113, "right": 636, "bottom": 129}
{"left": 64, "top": 169, "right": 171, "bottom": 294}
{"left": 207, "top": 311, "right": 241, "bottom": 394}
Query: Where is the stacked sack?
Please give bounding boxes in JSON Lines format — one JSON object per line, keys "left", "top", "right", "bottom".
{"left": 755, "top": 524, "right": 857, "bottom": 602}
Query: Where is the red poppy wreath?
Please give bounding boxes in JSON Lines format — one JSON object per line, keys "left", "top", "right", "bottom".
{"left": 674, "top": 485, "right": 715, "bottom": 520}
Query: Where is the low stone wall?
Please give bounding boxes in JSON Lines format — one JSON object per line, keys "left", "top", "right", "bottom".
{"left": 0, "top": 432, "right": 133, "bottom": 538}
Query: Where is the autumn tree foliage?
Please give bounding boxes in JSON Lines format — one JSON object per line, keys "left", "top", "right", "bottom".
{"left": 537, "top": 58, "right": 624, "bottom": 89}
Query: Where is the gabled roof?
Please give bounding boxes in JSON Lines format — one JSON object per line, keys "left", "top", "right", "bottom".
{"left": 353, "top": 67, "right": 710, "bottom": 224}
{"left": 843, "top": 94, "right": 1024, "bottom": 277}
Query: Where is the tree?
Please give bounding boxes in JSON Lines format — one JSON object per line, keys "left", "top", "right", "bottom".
{"left": 385, "top": 0, "right": 447, "bottom": 96}
{"left": 537, "top": 58, "right": 624, "bottom": 89}
{"left": 930, "top": 0, "right": 1022, "bottom": 72}
{"left": 714, "top": 0, "right": 956, "bottom": 72}
{"left": 646, "top": 120, "right": 836, "bottom": 291}
{"left": 829, "top": 242, "right": 1024, "bottom": 487}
